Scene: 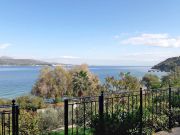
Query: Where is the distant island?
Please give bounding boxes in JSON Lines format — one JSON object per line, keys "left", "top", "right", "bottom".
{"left": 152, "top": 56, "right": 180, "bottom": 72}
{"left": 0, "top": 56, "right": 53, "bottom": 66}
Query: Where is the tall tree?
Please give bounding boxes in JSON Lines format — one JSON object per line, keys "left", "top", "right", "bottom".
{"left": 142, "top": 74, "right": 161, "bottom": 89}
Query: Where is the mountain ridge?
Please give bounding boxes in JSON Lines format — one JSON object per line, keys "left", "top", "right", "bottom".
{"left": 0, "top": 56, "right": 52, "bottom": 66}
{"left": 152, "top": 56, "right": 180, "bottom": 72}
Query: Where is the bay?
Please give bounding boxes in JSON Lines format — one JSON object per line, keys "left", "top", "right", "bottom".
{"left": 0, "top": 66, "right": 166, "bottom": 99}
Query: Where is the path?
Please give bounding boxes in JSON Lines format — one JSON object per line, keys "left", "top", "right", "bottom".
{"left": 155, "top": 127, "right": 180, "bottom": 135}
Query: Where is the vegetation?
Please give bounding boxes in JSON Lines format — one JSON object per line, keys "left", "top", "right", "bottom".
{"left": 142, "top": 74, "right": 161, "bottom": 89}
{"left": 19, "top": 110, "right": 40, "bottom": 135}
{"left": 0, "top": 98, "right": 11, "bottom": 105}
{"left": 0, "top": 56, "right": 52, "bottom": 66}
{"left": 91, "top": 109, "right": 158, "bottom": 135}
{"left": 1, "top": 65, "right": 180, "bottom": 135}
{"left": 16, "top": 95, "right": 45, "bottom": 111}
{"left": 38, "top": 108, "right": 65, "bottom": 133}
{"left": 161, "top": 67, "right": 180, "bottom": 87}
{"left": 152, "top": 56, "right": 180, "bottom": 72}
{"left": 32, "top": 64, "right": 101, "bottom": 98}
{"left": 104, "top": 72, "right": 141, "bottom": 91}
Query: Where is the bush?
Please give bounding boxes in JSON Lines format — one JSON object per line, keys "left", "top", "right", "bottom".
{"left": 91, "top": 110, "right": 143, "bottom": 135}
{"left": 16, "top": 95, "right": 45, "bottom": 111}
{"left": 54, "top": 97, "right": 62, "bottom": 103}
{"left": 0, "top": 98, "right": 11, "bottom": 105}
{"left": 19, "top": 110, "right": 40, "bottom": 135}
{"left": 38, "top": 108, "right": 64, "bottom": 133}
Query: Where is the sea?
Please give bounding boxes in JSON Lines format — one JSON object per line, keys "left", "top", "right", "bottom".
{"left": 0, "top": 66, "right": 167, "bottom": 99}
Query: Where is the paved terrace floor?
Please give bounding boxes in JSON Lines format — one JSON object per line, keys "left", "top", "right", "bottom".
{"left": 155, "top": 127, "right": 180, "bottom": 135}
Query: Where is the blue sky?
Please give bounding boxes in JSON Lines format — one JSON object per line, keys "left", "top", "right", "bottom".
{"left": 0, "top": 0, "right": 180, "bottom": 66}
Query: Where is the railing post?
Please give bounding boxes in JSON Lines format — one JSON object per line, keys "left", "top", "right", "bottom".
{"left": 15, "top": 105, "right": 19, "bottom": 135}
{"left": 12, "top": 100, "right": 16, "bottom": 135}
{"left": 168, "top": 85, "right": 172, "bottom": 130}
{"left": 98, "top": 91, "right": 104, "bottom": 134}
{"left": 99, "top": 91, "right": 104, "bottom": 118}
{"left": 64, "top": 99, "right": 69, "bottom": 135}
{"left": 139, "top": 88, "right": 143, "bottom": 135}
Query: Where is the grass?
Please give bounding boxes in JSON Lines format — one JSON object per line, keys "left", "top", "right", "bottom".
{"left": 48, "top": 128, "right": 93, "bottom": 135}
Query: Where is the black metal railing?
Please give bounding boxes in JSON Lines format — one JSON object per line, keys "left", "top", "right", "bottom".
{"left": 64, "top": 86, "right": 180, "bottom": 135}
{"left": 0, "top": 100, "right": 19, "bottom": 135}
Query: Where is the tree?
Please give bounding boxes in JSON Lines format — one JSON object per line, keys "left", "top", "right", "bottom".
{"left": 31, "top": 67, "right": 54, "bottom": 98}
{"left": 52, "top": 66, "right": 72, "bottom": 97}
{"left": 72, "top": 71, "right": 89, "bottom": 96}
{"left": 142, "top": 74, "right": 161, "bottom": 89}
{"left": 32, "top": 64, "right": 101, "bottom": 98}
{"left": 104, "top": 72, "right": 140, "bottom": 91}
{"left": 161, "top": 66, "right": 180, "bottom": 87}
{"left": 70, "top": 64, "right": 101, "bottom": 96}
{"left": 121, "top": 73, "right": 140, "bottom": 91}
{"left": 32, "top": 66, "right": 71, "bottom": 98}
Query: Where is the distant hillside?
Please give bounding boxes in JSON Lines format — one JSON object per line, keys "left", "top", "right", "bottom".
{"left": 0, "top": 56, "right": 52, "bottom": 66}
{"left": 152, "top": 56, "right": 180, "bottom": 72}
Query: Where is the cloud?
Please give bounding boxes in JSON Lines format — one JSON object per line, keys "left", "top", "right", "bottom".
{"left": 113, "top": 35, "right": 120, "bottom": 39}
{"left": 0, "top": 43, "right": 11, "bottom": 49}
{"left": 60, "top": 56, "right": 80, "bottom": 59}
{"left": 121, "top": 33, "right": 180, "bottom": 48}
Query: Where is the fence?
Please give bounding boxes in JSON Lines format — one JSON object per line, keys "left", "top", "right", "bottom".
{"left": 0, "top": 100, "right": 19, "bottom": 135}
{"left": 64, "top": 86, "right": 180, "bottom": 135}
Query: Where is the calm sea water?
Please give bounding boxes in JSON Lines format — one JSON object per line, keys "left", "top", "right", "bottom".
{"left": 0, "top": 66, "right": 166, "bottom": 99}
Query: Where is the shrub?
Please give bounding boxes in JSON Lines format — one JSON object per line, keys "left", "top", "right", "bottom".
{"left": 19, "top": 110, "right": 40, "bottom": 135}
{"left": 16, "top": 95, "right": 45, "bottom": 111}
{"left": 38, "top": 108, "right": 64, "bottom": 133}
{"left": 91, "top": 110, "right": 143, "bottom": 135}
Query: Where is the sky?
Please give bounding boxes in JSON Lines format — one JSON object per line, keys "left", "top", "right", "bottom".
{"left": 0, "top": 0, "right": 180, "bottom": 66}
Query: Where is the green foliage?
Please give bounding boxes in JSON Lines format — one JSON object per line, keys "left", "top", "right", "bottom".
{"left": 16, "top": 95, "right": 45, "bottom": 111}
{"left": 54, "top": 97, "right": 62, "bottom": 103}
{"left": 152, "top": 56, "right": 180, "bottom": 72}
{"left": 162, "top": 66, "right": 180, "bottom": 87}
{"left": 38, "top": 108, "right": 63, "bottom": 132}
{"left": 142, "top": 74, "right": 161, "bottom": 89}
{"left": 72, "top": 70, "right": 89, "bottom": 96}
{"left": 32, "top": 64, "right": 101, "bottom": 98}
{"left": 104, "top": 72, "right": 141, "bottom": 91}
{"left": 46, "top": 128, "right": 92, "bottom": 135}
{"left": 70, "top": 64, "right": 101, "bottom": 96}
{"left": 19, "top": 110, "right": 40, "bottom": 135}
{"left": 91, "top": 110, "right": 146, "bottom": 135}
{"left": 0, "top": 98, "right": 11, "bottom": 105}
{"left": 32, "top": 66, "right": 72, "bottom": 98}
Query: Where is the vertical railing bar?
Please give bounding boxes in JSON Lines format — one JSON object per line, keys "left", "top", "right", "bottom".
{"left": 95, "top": 101, "right": 97, "bottom": 115}
{"left": 90, "top": 101, "right": 93, "bottom": 128}
{"left": 83, "top": 101, "right": 86, "bottom": 135}
{"left": 132, "top": 96, "right": 134, "bottom": 115}
{"left": 139, "top": 88, "right": 143, "bottom": 135}
{"left": 152, "top": 92, "right": 154, "bottom": 125}
{"left": 169, "top": 85, "right": 172, "bottom": 130}
{"left": 76, "top": 104, "right": 79, "bottom": 135}
{"left": 155, "top": 90, "right": 158, "bottom": 121}
{"left": 98, "top": 91, "right": 104, "bottom": 135}
{"left": 72, "top": 104, "right": 73, "bottom": 135}
{"left": 64, "top": 99, "right": 69, "bottom": 135}
{"left": 111, "top": 98, "right": 113, "bottom": 115}
{"left": 9, "top": 113, "right": 10, "bottom": 135}
{"left": 12, "top": 100, "right": 16, "bottom": 135}
{"left": 15, "top": 105, "right": 19, "bottom": 135}
{"left": 128, "top": 95, "right": 130, "bottom": 115}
